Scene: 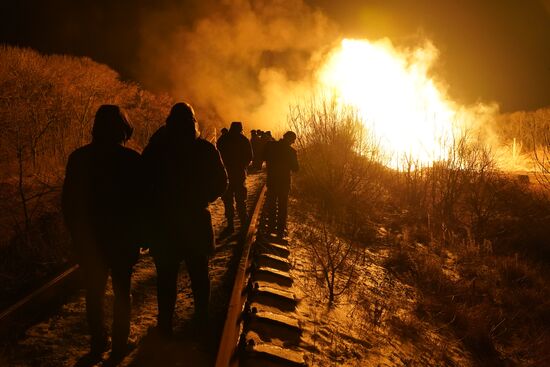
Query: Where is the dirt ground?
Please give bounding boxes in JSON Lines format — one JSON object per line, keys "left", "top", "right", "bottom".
{"left": 285, "top": 197, "right": 476, "bottom": 367}
{"left": 1, "top": 173, "right": 499, "bottom": 367}
{"left": 0, "top": 172, "right": 264, "bottom": 367}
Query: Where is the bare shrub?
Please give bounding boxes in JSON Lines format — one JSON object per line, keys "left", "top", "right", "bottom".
{"left": 389, "top": 127, "right": 501, "bottom": 244}
{"left": 287, "top": 97, "right": 388, "bottom": 308}
{"left": 296, "top": 218, "right": 363, "bottom": 307}
{"left": 288, "top": 96, "right": 386, "bottom": 223}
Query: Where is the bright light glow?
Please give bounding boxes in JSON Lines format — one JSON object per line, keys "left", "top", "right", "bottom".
{"left": 318, "top": 38, "right": 458, "bottom": 166}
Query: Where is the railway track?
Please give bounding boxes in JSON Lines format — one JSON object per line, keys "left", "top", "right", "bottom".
{"left": 216, "top": 187, "right": 305, "bottom": 367}
{"left": 0, "top": 265, "right": 80, "bottom": 340}
{"left": 1, "top": 173, "right": 306, "bottom": 366}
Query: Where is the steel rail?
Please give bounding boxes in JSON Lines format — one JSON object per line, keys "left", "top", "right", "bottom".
{"left": 0, "top": 182, "right": 268, "bottom": 363}
{"left": 215, "top": 185, "right": 267, "bottom": 367}
{"left": 0, "top": 264, "right": 80, "bottom": 339}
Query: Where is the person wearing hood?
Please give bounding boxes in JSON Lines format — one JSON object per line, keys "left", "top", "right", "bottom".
{"left": 263, "top": 131, "right": 299, "bottom": 238}
{"left": 216, "top": 121, "right": 253, "bottom": 234}
{"left": 142, "top": 102, "right": 227, "bottom": 336}
{"left": 62, "top": 105, "right": 142, "bottom": 361}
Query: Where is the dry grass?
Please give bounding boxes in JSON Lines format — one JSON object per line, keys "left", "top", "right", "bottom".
{"left": 292, "top": 207, "right": 364, "bottom": 307}
{"left": 384, "top": 222, "right": 550, "bottom": 365}
{"left": 290, "top": 98, "right": 550, "bottom": 365}
{"left": 0, "top": 191, "right": 71, "bottom": 309}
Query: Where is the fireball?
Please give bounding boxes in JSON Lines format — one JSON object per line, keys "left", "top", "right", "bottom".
{"left": 318, "top": 39, "right": 458, "bottom": 167}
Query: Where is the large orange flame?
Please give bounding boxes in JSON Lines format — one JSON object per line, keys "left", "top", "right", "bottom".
{"left": 318, "top": 38, "right": 460, "bottom": 167}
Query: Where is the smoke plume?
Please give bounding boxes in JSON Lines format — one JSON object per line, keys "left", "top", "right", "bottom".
{"left": 138, "top": 0, "right": 338, "bottom": 133}
{"left": 136, "top": 0, "right": 535, "bottom": 172}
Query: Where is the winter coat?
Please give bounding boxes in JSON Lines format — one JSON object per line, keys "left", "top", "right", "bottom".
{"left": 216, "top": 131, "right": 253, "bottom": 182}
{"left": 264, "top": 140, "right": 299, "bottom": 190}
{"left": 62, "top": 143, "right": 142, "bottom": 268}
{"left": 142, "top": 126, "right": 227, "bottom": 258}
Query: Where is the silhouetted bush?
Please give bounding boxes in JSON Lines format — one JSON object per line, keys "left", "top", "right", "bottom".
{"left": 288, "top": 96, "right": 387, "bottom": 234}
{"left": 289, "top": 97, "right": 550, "bottom": 364}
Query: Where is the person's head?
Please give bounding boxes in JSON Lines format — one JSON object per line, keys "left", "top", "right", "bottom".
{"left": 92, "top": 105, "right": 133, "bottom": 145}
{"left": 282, "top": 131, "right": 297, "bottom": 145}
{"left": 166, "top": 102, "right": 199, "bottom": 138}
{"left": 221, "top": 127, "right": 228, "bottom": 135}
{"left": 229, "top": 121, "right": 243, "bottom": 134}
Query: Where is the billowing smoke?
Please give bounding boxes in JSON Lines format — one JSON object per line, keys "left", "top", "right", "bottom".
{"left": 136, "top": 0, "right": 537, "bottom": 171}
{"left": 138, "top": 0, "right": 339, "bottom": 133}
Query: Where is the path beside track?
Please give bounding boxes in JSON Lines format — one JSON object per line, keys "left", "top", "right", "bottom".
{"left": 1, "top": 172, "right": 265, "bottom": 367}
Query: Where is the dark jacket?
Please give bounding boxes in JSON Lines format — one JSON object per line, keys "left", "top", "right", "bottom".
{"left": 142, "top": 126, "right": 227, "bottom": 257}
{"left": 264, "top": 140, "right": 299, "bottom": 190}
{"left": 216, "top": 131, "right": 253, "bottom": 181}
{"left": 62, "top": 143, "right": 142, "bottom": 267}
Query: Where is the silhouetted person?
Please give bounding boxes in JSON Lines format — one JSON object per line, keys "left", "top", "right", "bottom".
{"left": 62, "top": 105, "right": 141, "bottom": 361}
{"left": 264, "top": 131, "right": 274, "bottom": 142}
{"left": 142, "top": 102, "right": 226, "bottom": 337}
{"left": 216, "top": 121, "right": 253, "bottom": 234}
{"left": 213, "top": 127, "right": 228, "bottom": 147}
{"left": 263, "top": 131, "right": 299, "bottom": 237}
{"left": 250, "top": 129, "right": 264, "bottom": 171}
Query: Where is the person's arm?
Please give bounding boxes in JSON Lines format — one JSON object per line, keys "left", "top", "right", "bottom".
{"left": 141, "top": 131, "right": 159, "bottom": 167}
{"left": 206, "top": 143, "right": 228, "bottom": 203}
{"left": 126, "top": 149, "right": 145, "bottom": 212}
{"left": 216, "top": 135, "right": 225, "bottom": 162}
{"left": 126, "top": 149, "right": 149, "bottom": 248}
{"left": 141, "top": 129, "right": 164, "bottom": 192}
{"left": 263, "top": 141, "right": 272, "bottom": 163}
{"left": 290, "top": 149, "right": 299, "bottom": 172}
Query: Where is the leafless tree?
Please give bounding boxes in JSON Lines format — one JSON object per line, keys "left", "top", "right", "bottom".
{"left": 288, "top": 96, "right": 385, "bottom": 220}
{"left": 298, "top": 220, "right": 363, "bottom": 307}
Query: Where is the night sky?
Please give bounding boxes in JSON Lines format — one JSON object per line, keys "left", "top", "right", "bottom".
{"left": 1, "top": 0, "right": 549, "bottom": 112}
